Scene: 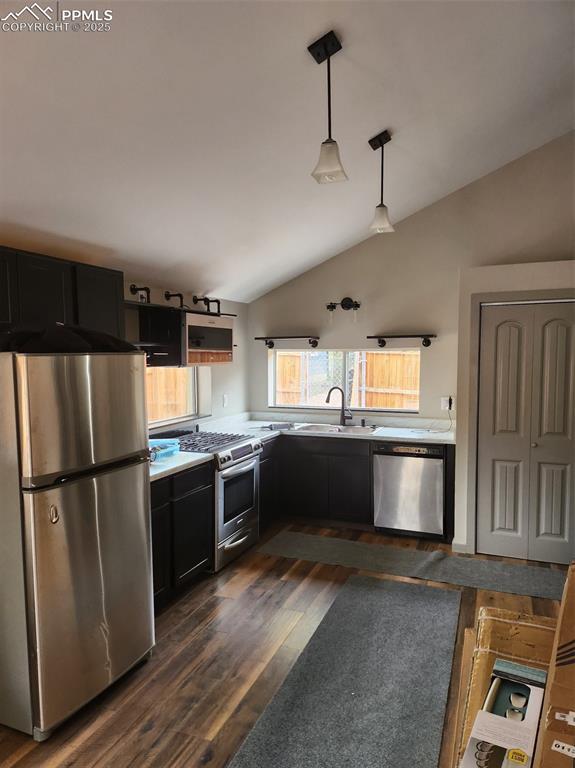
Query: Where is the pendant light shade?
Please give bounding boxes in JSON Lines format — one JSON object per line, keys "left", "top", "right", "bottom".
{"left": 370, "top": 203, "right": 394, "bottom": 233}
{"left": 368, "top": 129, "right": 394, "bottom": 234}
{"left": 311, "top": 139, "right": 348, "bottom": 184}
{"left": 308, "top": 31, "right": 348, "bottom": 184}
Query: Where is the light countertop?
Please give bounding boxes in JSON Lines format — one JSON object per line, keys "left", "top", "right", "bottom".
{"left": 149, "top": 451, "right": 213, "bottom": 481}
{"left": 216, "top": 420, "right": 456, "bottom": 445}
{"left": 149, "top": 419, "right": 455, "bottom": 482}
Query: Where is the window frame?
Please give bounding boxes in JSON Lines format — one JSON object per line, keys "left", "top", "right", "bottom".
{"left": 146, "top": 366, "right": 199, "bottom": 426}
{"left": 268, "top": 348, "right": 421, "bottom": 414}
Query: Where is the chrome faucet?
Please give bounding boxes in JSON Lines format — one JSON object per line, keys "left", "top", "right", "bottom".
{"left": 326, "top": 386, "right": 353, "bottom": 426}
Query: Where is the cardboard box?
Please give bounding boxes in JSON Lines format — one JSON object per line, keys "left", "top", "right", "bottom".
{"left": 534, "top": 563, "right": 575, "bottom": 768}
{"left": 458, "top": 608, "right": 557, "bottom": 760}
{"left": 460, "top": 659, "right": 547, "bottom": 768}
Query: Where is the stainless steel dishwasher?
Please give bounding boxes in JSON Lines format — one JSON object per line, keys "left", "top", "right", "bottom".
{"left": 373, "top": 443, "right": 448, "bottom": 539}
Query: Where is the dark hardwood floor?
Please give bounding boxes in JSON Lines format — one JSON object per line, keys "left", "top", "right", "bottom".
{"left": 0, "top": 523, "right": 564, "bottom": 768}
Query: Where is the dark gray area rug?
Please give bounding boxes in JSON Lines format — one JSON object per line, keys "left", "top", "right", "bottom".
{"left": 228, "top": 576, "right": 460, "bottom": 768}
{"left": 259, "top": 531, "right": 566, "bottom": 600}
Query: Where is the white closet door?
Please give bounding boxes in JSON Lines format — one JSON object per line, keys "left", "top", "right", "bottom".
{"left": 477, "top": 305, "right": 534, "bottom": 559}
{"left": 528, "top": 303, "right": 575, "bottom": 564}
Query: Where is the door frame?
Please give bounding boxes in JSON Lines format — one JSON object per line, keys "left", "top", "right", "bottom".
{"left": 466, "top": 289, "right": 575, "bottom": 555}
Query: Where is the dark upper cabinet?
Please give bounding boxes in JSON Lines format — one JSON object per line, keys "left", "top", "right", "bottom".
{"left": 172, "top": 484, "right": 214, "bottom": 587}
{"left": 75, "top": 263, "right": 124, "bottom": 337}
{"left": 0, "top": 246, "right": 125, "bottom": 336}
{"left": 124, "top": 303, "right": 185, "bottom": 366}
{"left": 0, "top": 250, "right": 17, "bottom": 330}
{"left": 17, "top": 252, "right": 74, "bottom": 326}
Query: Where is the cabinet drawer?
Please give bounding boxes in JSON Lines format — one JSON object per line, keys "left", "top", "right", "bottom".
{"left": 150, "top": 477, "right": 170, "bottom": 508}
{"left": 172, "top": 461, "right": 214, "bottom": 499}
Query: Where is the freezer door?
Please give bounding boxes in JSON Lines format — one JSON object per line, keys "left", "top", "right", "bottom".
{"left": 373, "top": 454, "right": 444, "bottom": 535}
{"left": 15, "top": 353, "right": 148, "bottom": 485}
{"left": 23, "top": 460, "right": 154, "bottom": 733}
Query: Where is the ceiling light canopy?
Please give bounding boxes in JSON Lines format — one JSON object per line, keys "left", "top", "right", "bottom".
{"left": 369, "top": 130, "right": 394, "bottom": 233}
{"left": 308, "top": 30, "right": 348, "bottom": 184}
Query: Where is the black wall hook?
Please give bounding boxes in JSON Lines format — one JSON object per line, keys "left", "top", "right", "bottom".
{"left": 129, "top": 284, "right": 151, "bottom": 303}
{"left": 164, "top": 291, "right": 184, "bottom": 308}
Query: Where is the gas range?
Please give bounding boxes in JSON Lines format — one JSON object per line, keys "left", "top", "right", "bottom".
{"left": 153, "top": 427, "right": 263, "bottom": 572}
{"left": 153, "top": 428, "right": 263, "bottom": 470}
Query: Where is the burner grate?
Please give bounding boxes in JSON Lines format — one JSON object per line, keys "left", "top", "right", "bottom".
{"left": 178, "top": 432, "right": 249, "bottom": 453}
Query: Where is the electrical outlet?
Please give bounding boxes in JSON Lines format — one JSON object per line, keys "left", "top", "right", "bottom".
{"left": 440, "top": 396, "right": 454, "bottom": 411}
{"left": 222, "top": 394, "right": 228, "bottom": 408}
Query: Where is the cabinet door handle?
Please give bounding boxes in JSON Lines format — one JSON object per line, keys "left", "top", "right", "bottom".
{"left": 531, "top": 442, "right": 538, "bottom": 448}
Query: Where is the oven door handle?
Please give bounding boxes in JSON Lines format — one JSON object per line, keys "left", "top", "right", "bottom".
{"left": 223, "top": 532, "right": 252, "bottom": 550}
{"left": 220, "top": 459, "right": 258, "bottom": 479}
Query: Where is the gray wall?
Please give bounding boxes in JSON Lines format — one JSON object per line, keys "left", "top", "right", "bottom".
{"left": 248, "top": 132, "right": 575, "bottom": 419}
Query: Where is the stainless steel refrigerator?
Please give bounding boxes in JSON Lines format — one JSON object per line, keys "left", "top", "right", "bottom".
{"left": 0, "top": 352, "right": 154, "bottom": 741}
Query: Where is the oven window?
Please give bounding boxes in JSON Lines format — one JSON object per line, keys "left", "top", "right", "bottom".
{"left": 223, "top": 470, "right": 255, "bottom": 524}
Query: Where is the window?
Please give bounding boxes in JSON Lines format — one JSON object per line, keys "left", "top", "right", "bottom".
{"left": 145, "top": 367, "right": 197, "bottom": 424}
{"left": 270, "top": 349, "right": 420, "bottom": 411}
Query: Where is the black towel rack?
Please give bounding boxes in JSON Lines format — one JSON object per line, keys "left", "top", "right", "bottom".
{"left": 366, "top": 333, "right": 437, "bottom": 348}
{"left": 254, "top": 335, "right": 320, "bottom": 349}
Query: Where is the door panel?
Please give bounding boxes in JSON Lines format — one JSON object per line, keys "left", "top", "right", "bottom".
{"left": 478, "top": 302, "right": 575, "bottom": 564}
{"left": 528, "top": 303, "right": 575, "bottom": 563}
{"left": 492, "top": 460, "right": 522, "bottom": 534}
{"left": 15, "top": 352, "right": 148, "bottom": 484}
{"left": 477, "top": 306, "right": 533, "bottom": 558}
{"left": 23, "top": 461, "right": 154, "bottom": 732}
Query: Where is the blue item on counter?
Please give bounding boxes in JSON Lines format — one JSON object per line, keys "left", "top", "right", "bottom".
{"left": 149, "top": 438, "right": 180, "bottom": 461}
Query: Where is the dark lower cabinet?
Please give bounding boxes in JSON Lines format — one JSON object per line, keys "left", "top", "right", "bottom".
{"left": 328, "top": 454, "right": 371, "bottom": 522}
{"left": 284, "top": 453, "right": 329, "bottom": 519}
{"left": 151, "top": 502, "right": 172, "bottom": 608}
{"left": 173, "top": 485, "right": 213, "bottom": 587}
{"left": 280, "top": 436, "right": 371, "bottom": 524}
{"left": 259, "top": 439, "right": 282, "bottom": 529}
{"left": 150, "top": 462, "right": 214, "bottom": 613}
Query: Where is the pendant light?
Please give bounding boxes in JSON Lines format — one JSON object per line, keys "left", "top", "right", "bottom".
{"left": 369, "top": 129, "right": 394, "bottom": 233}
{"left": 308, "top": 30, "right": 348, "bottom": 184}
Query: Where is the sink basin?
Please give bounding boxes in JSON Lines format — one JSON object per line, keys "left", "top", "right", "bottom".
{"left": 295, "top": 424, "right": 340, "bottom": 433}
{"left": 295, "top": 424, "right": 377, "bottom": 435}
{"left": 338, "top": 425, "right": 377, "bottom": 434}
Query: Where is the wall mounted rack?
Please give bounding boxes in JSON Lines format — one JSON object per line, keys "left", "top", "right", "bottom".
{"left": 366, "top": 333, "right": 437, "bottom": 348}
{"left": 193, "top": 295, "right": 221, "bottom": 315}
{"left": 254, "top": 335, "right": 320, "bottom": 349}
{"left": 129, "top": 284, "right": 151, "bottom": 304}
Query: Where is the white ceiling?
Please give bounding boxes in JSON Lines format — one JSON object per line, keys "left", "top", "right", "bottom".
{"left": 0, "top": 1, "right": 573, "bottom": 302}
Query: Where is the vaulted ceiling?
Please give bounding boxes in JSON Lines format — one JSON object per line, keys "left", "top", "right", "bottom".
{"left": 1, "top": 1, "right": 573, "bottom": 301}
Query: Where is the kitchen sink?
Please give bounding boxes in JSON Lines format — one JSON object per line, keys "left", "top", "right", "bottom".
{"left": 295, "top": 424, "right": 376, "bottom": 434}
